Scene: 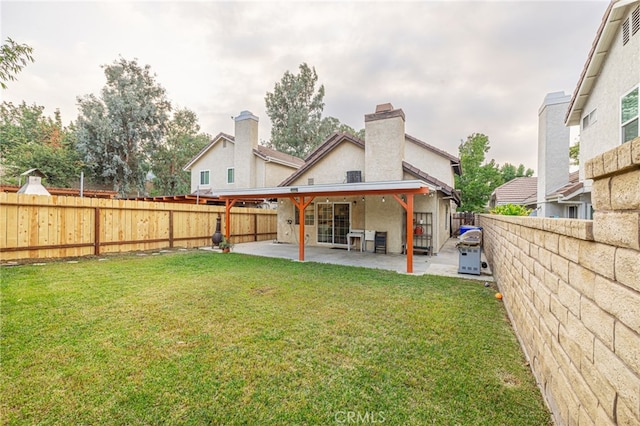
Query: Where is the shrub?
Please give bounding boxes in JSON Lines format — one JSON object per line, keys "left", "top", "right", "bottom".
{"left": 490, "top": 204, "right": 532, "bottom": 216}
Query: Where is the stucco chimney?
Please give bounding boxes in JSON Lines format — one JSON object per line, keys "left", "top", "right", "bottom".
{"left": 234, "top": 110, "right": 259, "bottom": 188}
{"left": 364, "top": 103, "right": 405, "bottom": 182}
{"left": 537, "top": 91, "right": 571, "bottom": 217}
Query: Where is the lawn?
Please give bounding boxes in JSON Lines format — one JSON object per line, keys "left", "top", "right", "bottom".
{"left": 1, "top": 251, "right": 551, "bottom": 425}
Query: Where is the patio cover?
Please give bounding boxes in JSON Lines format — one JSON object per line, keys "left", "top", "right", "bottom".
{"left": 217, "top": 180, "right": 431, "bottom": 273}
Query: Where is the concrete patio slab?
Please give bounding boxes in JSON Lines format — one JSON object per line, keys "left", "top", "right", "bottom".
{"left": 204, "top": 237, "right": 493, "bottom": 282}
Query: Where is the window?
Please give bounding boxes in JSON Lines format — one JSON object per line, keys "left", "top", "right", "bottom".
{"left": 227, "top": 167, "right": 234, "bottom": 184}
{"left": 200, "top": 170, "right": 210, "bottom": 185}
{"left": 582, "top": 109, "right": 597, "bottom": 130}
{"left": 294, "top": 205, "right": 315, "bottom": 225}
{"left": 567, "top": 205, "right": 578, "bottom": 219}
{"left": 621, "top": 87, "right": 639, "bottom": 143}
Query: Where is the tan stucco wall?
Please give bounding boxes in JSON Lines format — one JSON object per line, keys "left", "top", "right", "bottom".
{"left": 365, "top": 115, "right": 405, "bottom": 181}
{"left": 479, "top": 138, "right": 640, "bottom": 426}
{"left": 404, "top": 140, "right": 455, "bottom": 188}
{"left": 287, "top": 142, "right": 365, "bottom": 185}
{"left": 189, "top": 140, "right": 235, "bottom": 193}
{"left": 265, "top": 161, "right": 302, "bottom": 187}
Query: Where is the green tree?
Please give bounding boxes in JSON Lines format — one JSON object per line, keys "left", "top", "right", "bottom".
{"left": 569, "top": 139, "right": 580, "bottom": 166}
{"left": 76, "top": 57, "right": 171, "bottom": 196}
{"left": 265, "top": 63, "right": 326, "bottom": 158}
{"left": 0, "top": 37, "right": 34, "bottom": 89}
{"left": 499, "top": 162, "right": 534, "bottom": 183}
{"left": 0, "top": 101, "right": 81, "bottom": 187}
{"left": 318, "top": 116, "right": 365, "bottom": 140}
{"left": 455, "top": 133, "right": 503, "bottom": 212}
{"left": 149, "top": 108, "right": 210, "bottom": 195}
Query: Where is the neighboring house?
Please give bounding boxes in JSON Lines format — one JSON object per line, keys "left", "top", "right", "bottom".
{"left": 536, "top": 92, "right": 591, "bottom": 219}
{"left": 565, "top": 0, "right": 639, "bottom": 188}
{"left": 182, "top": 110, "right": 304, "bottom": 195}
{"left": 275, "top": 103, "right": 461, "bottom": 255}
{"left": 489, "top": 177, "right": 538, "bottom": 211}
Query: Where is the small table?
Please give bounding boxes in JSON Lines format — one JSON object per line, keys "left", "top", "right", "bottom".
{"left": 347, "top": 229, "right": 365, "bottom": 251}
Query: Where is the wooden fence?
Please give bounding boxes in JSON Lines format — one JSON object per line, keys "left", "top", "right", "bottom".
{"left": 451, "top": 212, "right": 477, "bottom": 235}
{"left": 0, "top": 192, "right": 277, "bottom": 261}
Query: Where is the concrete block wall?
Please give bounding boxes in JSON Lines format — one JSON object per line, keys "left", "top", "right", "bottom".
{"left": 479, "top": 137, "right": 640, "bottom": 426}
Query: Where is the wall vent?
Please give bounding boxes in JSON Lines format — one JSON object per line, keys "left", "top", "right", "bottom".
{"left": 623, "top": 17, "right": 630, "bottom": 45}
{"left": 346, "top": 170, "right": 362, "bottom": 183}
{"left": 633, "top": 6, "right": 639, "bottom": 36}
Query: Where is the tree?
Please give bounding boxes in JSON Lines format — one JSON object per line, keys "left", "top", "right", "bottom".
{"left": 0, "top": 101, "right": 81, "bottom": 187}
{"left": 76, "top": 57, "right": 171, "bottom": 196}
{"left": 149, "top": 108, "right": 210, "bottom": 195}
{"left": 454, "top": 133, "right": 503, "bottom": 212}
{"left": 499, "top": 162, "right": 534, "bottom": 183}
{"left": 318, "top": 116, "right": 365, "bottom": 140}
{"left": 569, "top": 139, "right": 580, "bottom": 166}
{"left": 265, "top": 63, "right": 326, "bottom": 158}
{"left": 0, "top": 37, "right": 35, "bottom": 89}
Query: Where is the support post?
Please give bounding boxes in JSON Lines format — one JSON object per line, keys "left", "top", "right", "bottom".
{"left": 290, "top": 196, "right": 314, "bottom": 262}
{"left": 225, "top": 199, "right": 237, "bottom": 240}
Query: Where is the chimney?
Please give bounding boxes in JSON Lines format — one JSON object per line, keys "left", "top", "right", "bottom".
{"left": 364, "top": 103, "right": 405, "bottom": 181}
{"left": 537, "top": 91, "right": 571, "bottom": 217}
{"left": 18, "top": 175, "right": 51, "bottom": 196}
{"left": 233, "top": 110, "right": 259, "bottom": 188}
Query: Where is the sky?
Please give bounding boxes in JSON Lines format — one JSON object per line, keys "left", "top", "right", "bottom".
{"left": 1, "top": 0, "right": 609, "bottom": 173}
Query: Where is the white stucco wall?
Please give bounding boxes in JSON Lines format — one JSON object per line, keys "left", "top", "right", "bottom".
{"left": 579, "top": 8, "right": 640, "bottom": 181}
{"left": 264, "top": 162, "right": 299, "bottom": 187}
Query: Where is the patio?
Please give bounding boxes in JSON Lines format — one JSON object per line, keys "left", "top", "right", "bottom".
{"left": 208, "top": 237, "right": 493, "bottom": 281}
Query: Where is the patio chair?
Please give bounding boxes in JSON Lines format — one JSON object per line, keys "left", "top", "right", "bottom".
{"left": 364, "top": 230, "right": 376, "bottom": 252}
{"left": 374, "top": 231, "right": 387, "bottom": 254}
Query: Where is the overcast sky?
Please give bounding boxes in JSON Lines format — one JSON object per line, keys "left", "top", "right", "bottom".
{"left": 2, "top": 0, "right": 609, "bottom": 173}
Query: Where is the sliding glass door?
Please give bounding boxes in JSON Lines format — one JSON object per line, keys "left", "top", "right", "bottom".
{"left": 317, "top": 202, "right": 350, "bottom": 245}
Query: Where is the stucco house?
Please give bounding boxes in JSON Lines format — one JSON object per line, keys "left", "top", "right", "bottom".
{"left": 274, "top": 103, "right": 461, "bottom": 255}
{"left": 183, "top": 110, "right": 304, "bottom": 196}
{"left": 565, "top": 0, "right": 639, "bottom": 194}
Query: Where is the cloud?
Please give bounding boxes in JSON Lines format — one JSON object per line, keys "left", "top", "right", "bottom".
{"left": 1, "top": 0, "right": 609, "bottom": 171}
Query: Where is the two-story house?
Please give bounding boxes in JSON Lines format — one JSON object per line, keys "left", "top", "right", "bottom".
{"left": 565, "top": 0, "right": 639, "bottom": 192}
{"left": 183, "top": 110, "right": 304, "bottom": 196}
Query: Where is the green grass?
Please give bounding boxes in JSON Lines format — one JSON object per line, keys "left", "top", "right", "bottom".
{"left": 1, "top": 251, "right": 550, "bottom": 425}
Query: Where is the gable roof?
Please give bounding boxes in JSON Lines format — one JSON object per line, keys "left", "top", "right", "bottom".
{"left": 279, "top": 132, "right": 365, "bottom": 186}
{"left": 566, "top": 0, "right": 637, "bottom": 125}
{"left": 254, "top": 145, "right": 305, "bottom": 167}
{"left": 402, "top": 162, "right": 461, "bottom": 205}
{"left": 405, "top": 134, "right": 462, "bottom": 176}
{"left": 183, "top": 132, "right": 234, "bottom": 171}
{"left": 182, "top": 132, "right": 303, "bottom": 171}
{"left": 491, "top": 177, "right": 538, "bottom": 206}
{"left": 546, "top": 170, "right": 584, "bottom": 200}
{"left": 279, "top": 131, "right": 460, "bottom": 187}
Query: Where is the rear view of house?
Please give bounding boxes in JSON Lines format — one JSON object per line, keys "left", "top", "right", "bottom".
{"left": 276, "top": 103, "right": 461, "bottom": 255}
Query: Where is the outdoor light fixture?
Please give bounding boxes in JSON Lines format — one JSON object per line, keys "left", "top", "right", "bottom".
{"left": 382, "top": 196, "right": 386, "bottom": 202}
{"left": 362, "top": 197, "right": 365, "bottom": 202}
{"left": 326, "top": 198, "right": 329, "bottom": 203}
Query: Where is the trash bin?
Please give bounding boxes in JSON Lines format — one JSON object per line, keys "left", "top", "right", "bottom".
{"left": 457, "top": 229, "right": 482, "bottom": 275}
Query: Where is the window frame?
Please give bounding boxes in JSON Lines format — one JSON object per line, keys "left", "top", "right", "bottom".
{"left": 199, "top": 170, "right": 210, "bottom": 186}
{"left": 294, "top": 205, "right": 315, "bottom": 226}
{"left": 621, "top": 86, "right": 639, "bottom": 144}
{"left": 226, "top": 167, "right": 235, "bottom": 184}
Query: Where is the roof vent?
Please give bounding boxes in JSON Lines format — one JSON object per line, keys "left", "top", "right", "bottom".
{"left": 375, "top": 103, "right": 394, "bottom": 113}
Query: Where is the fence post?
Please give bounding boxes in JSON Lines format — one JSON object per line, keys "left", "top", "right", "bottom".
{"left": 169, "top": 210, "right": 174, "bottom": 248}
{"left": 254, "top": 214, "right": 258, "bottom": 241}
{"left": 94, "top": 207, "right": 100, "bottom": 255}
